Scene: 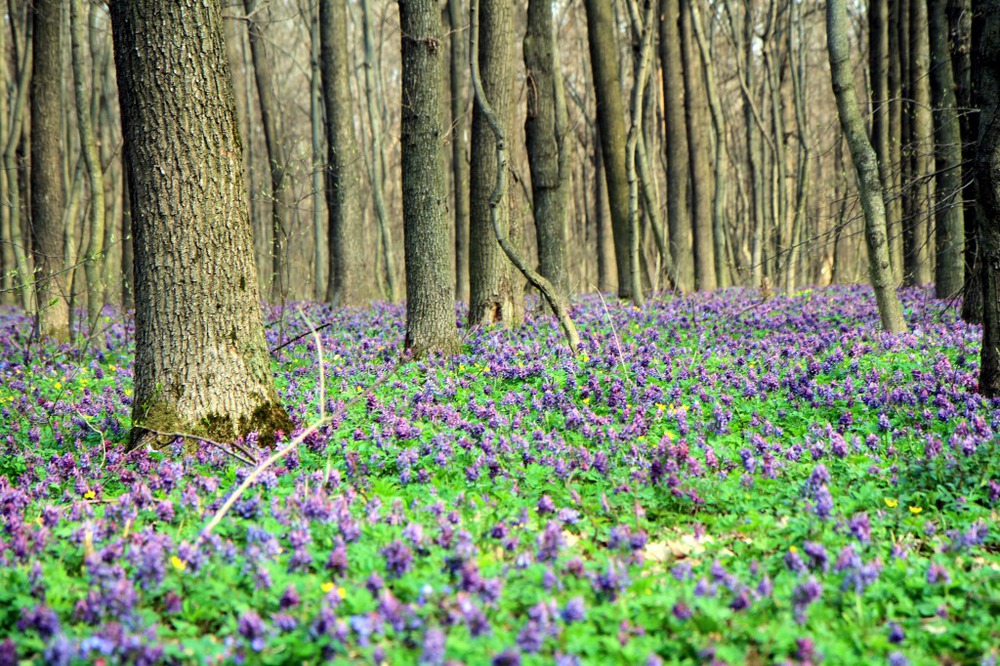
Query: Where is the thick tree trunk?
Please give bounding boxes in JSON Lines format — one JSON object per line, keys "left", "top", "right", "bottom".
{"left": 827, "top": 0, "right": 907, "bottom": 334}
{"left": 583, "top": 0, "right": 633, "bottom": 298}
{"left": 30, "top": 0, "right": 68, "bottom": 339}
{"left": 468, "top": 0, "right": 522, "bottom": 326}
{"left": 870, "top": 0, "right": 895, "bottom": 283}
{"left": 399, "top": 0, "right": 459, "bottom": 357}
{"left": 525, "top": 0, "right": 570, "bottom": 299}
{"left": 110, "top": 0, "right": 292, "bottom": 449}
{"left": 447, "top": 0, "right": 471, "bottom": 304}
{"left": 681, "top": 0, "right": 716, "bottom": 290}
{"left": 71, "top": 0, "right": 105, "bottom": 334}
{"left": 319, "top": 0, "right": 370, "bottom": 306}
{"left": 905, "top": 0, "right": 935, "bottom": 285}
{"left": 977, "top": 0, "right": 1000, "bottom": 395}
{"left": 244, "top": 0, "right": 294, "bottom": 302}
{"left": 929, "top": 0, "right": 966, "bottom": 298}
{"left": 660, "top": 0, "right": 692, "bottom": 291}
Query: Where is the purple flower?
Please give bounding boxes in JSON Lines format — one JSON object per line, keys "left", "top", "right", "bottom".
{"left": 888, "top": 651, "right": 909, "bottom": 666}
{"left": 492, "top": 649, "right": 521, "bottom": 666}
{"left": 849, "top": 512, "right": 872, "bottom": 544}
{"left": 888, "top": 622, "right": 904, "bottom": 644}
{"left": 420, "top": 628, "right": 446, "bottom": 665}
{"left": 792, "top": 577, "right": 822, "bottom": 624}
{"left": 238, "top": 610, "right": 266, "bottom": 652}
{"left": 927, "top": 562, "right": 951, "bottom": 585}
{"left": 537, "top": 521, "right": 564, "bottom": 562}
{"left": 561, "top": 597, "right": 586, "bottom": 623}
{"left": 381, "top": 540, "right": 413, "bottom": 578}
{"left": 280, "top": 584, "right": 300, "bottom": 609}
{"left": 671, "top": 601, "right": 692, "bottom": 620}
{"left": 537, "top": 495, "right": 556, "bottom": 515}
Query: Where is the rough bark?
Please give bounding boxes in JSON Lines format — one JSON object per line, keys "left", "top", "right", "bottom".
{"left": 244, "top": 0, "right": 294, "bottom": 302}
{"left": 30, "top": 0, "right": 68, "bottom": 339}
{"left": 525, "top": 0, "right": 570, "bottom": 299}
{"left": 121, "top": 155, "right": 133, "bottom": 310}
{"left": 659, "top": 0, "right": 692, "bottom": 292}
{"left": 447, "top": 0, "right": 470, "bottom": 303}
{"left": 888, "top": 0, "right": 905, "bottom": 278}
{"left": 583, "top": 0, "right": 633, "bottom": 298}
{"left": 870, "top": 0, "right": 895, "bottom": 283}
{"left": 71, "top": 0, "right": 105, "bottom": 333}
{"left": 308, "top": 0, "right": 325, "bottom": 300}
{"left": 468, "top": 0, "right": 522, "bottom": 326}
{"left": 826, "top": 0, "right": 908, "bottom": 334}
{"left": 681, "top": 0, "right": 716, "bottom": 290}
{"left": 399, "top": 0, "right": 459, "bottom": 357}
{"left": 110, "top": 0, "right": 292, "bottom": 449}
{"left": 977, "top": 0, "right": 1000, "bottom": 395}
{"left": 929, "top": 0, "right": 966, "bottom": 298}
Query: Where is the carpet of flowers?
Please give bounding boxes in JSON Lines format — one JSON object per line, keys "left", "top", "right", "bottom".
{"left": 0, "top": 285, "right": 997, "bottom": 665}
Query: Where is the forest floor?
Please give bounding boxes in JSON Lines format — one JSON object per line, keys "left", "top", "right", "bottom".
{"left": 0, "top": 286, "right": 997, "bottom": 665}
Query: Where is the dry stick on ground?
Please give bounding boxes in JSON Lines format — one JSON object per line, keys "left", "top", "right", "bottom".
{"left": 139, "top": 429, "right": 258, "bottom": 466}
{"left": 468, "top": 0, "right": 580, "bottom": 354}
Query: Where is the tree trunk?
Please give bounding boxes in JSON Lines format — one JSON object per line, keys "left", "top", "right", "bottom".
{"left": 826, "top": 0, "right": 907, "bottom": 334}
{"left": 977, "top": 0, "right": 1000, "bottom": 395}
{"left": 360, "top": 0, "right": 398, "bottom": 302}
{"left": 110, "top": 0, "right": 292, "bottom": 449}
{"left": 121, "top": 154, "right": 133, "bottom": 310}
{"left": 30, "top": 0, "right": 68, "bottom": 340}
{"left": 399, "top": 0, "right": 459, "bottom": 357}
{"left": 243, "top": 0, "right": 293, "bottom": 302}
{"left": 660, "top": 0, "right": 692, "bottom": 291}
{"left": 929, "top": 0, "right": 966, "bottom": 298}
{"left": 447, "top": 0, "right": 470, "bottom": 304}
{"left": 71, "top": 0, "right": 105, "bottom": 334}
{"left": 468, "top": 0, "right": 522, "bottom": 325}
{"left": 952, "top": 0, "right": 981, "bottom": 322}
{"left": 681, "top": 0, "right": 716, "bottom": 290}
{"left": 583, "top": 0, "right": 633, "bottom": 298}
{"left": 888, "top": 0, "right": 905, "bottom": 278}
{"left": 525, "top": 0, "right": 570, "bottom": 300}
{"left": 318, "top": 0, "right": 370, "bottom": 306}
{"left": 905, "top": 0, "right": 935, "bottom": 285}
{"left": 308, "top": 0, "right": 325, "bottom": 300}
{"left": 870, "top": 0, "right": 895, "bottom": 283}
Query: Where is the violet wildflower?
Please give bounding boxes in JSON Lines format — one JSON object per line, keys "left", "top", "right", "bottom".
{"left": 888, "top": 652, "right": 909, "bottom": 666}
{"left": 492, "top": 649, "right": 521, "bottom": 666}
{"left": 561, "top": 597, "right": 586, "bottom": 623}
{"left": 927, "top": 562, "right": 951, "bottom": 585}
{"left": 536, "top": 520, "right": 564, "bottom": 562}
{"left": 381, "top": 540, "right": 413, "bottom": 578}
{"left": 791, "top": 577, "right": 822, "bottom": 624}
{"left": 238, "top": 611, "right": 266, "bottom": 652}
{"left": 671, "top": 601, "right": 692, "bottom": 620}
{"left": 848, "top": 512, "right": 871, "bottom": 545}
{"left": 888, "top": 622, "right": 904, "bottom": 644}
{"left": 420, "top": 628, "right": 446, "bottom": 665}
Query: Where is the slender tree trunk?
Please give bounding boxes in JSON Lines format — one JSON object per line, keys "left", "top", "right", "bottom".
{"left": 689, "top": 0, "right": 728, "bottom": 289}
{"left": 929, "top": 0, "right": 966, "bottom": 298}
{"left": 30, "top": 0, "right": 68, "bottom": 339}
{"left": 121, "top": 154, "right": 133, "bottom": 310}
{"left": 243, "top": 0, "right": 293, "bottom": 302}
{"left": 468, "top": 0, "right": 522, "bottom": 325}
{"left": 583, "top": 0, "right": 633, "bottom": 298}
{"left": 871, "top": 0, "right": 895, "bottom": 283}
{"left": 525, "top": 0, "right": 570, "bottom": 300}
{"left": 888, "top": 0, "right": 906, "bottom": 279}
{"left": 309, "top": 0, "right": 326, "bottom": 300}
{"left": 110, "top": 0, "right": 292, "bottom": 449}
{"left": 905, "top": 0, "right": 935, "bottom": 285}
{"left": 319, "top": 0, "right": 369, "bottom": 305}
{"left": 681, "top": 0, "right": 715, "bottom": 290}
{"left": 447, "top": 0, "right": 470, "bottom": 303}
{"left": 71, "top": 0, "right": 105, "bottom": 333}
{"left": 953, "top": 0, "right": 981, "bottom": 321}
{"left": 976, "top": 0, "right": 1000, "bottom": 395}
{"left": 361, "top": 0, "right": 398, "bottom": 302}
{"left": 827, "top": 0, "right": 907, "bottom": 334}
{"left": 660, "top": 0, "right": 692, "bottom": 291}
{"left": 399, "top": 0, "right": 459, "bottom": 357}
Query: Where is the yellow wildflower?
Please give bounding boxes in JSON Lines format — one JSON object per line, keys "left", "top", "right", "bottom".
{"left": 54, "top": 382, "right": 62, "bottom": 390}
{"left": 908, "top": 506, "right": 923, "bottom": 514}
{"left": 789, "top": 545, "right": 798, "bottom": 554}
{"left": 884, "top": 498, "right": 899, "bottom": 508}
{"left": 322, "top": 581, "right": 335, "bottom": 593}
{"left": 170, "top": 556, "right": 187, "bottom": 571}
{"left": 83, "top": 490, "right": 96, "bottom": 500}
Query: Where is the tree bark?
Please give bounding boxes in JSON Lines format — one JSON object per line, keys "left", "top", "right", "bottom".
{"left": 468, "top": 0, "right": 522, "bottom": 325}
{"left": 681, "top": 0, "right": 716, "bottom": 290}
{"left": 110, "top": 0, "right": 292, "bottom": 449}
{"left": 929, "top": 0, "right": 966, "bottom": 298}
{"left": 826, "top": 0, "right": 907, "bottom": 334}
{"left": 30, "top": 0, "right": 68, "bottom": 339}
{"left": 977, "top": 0, "right": 1000, "bottom": 395}
{"left": 308, "top": 0, "right": 326, "bottom": 300}
{"left": 660, "top": 0, "right": 692, "bottom": 292}
{"left": 525, "top": 0, "right": 570, "bottom": 300}
{"left": 583, "top": 0, "right": 633, "bottom": 298}
{"left": 870, "top": 0, "right": 895, "bottom": 283}
{"left": 447, "top": 0, "right": 470, "bottom": 303}
{"left": 243, "top": 0, "right": 294, "bottom": 302}
{"left": 71, "top": 0, "right": 105, "bottom": 334}
{"left": 888, "top": 0, "right": 905, "bottom": 278}
{"left": 399, "top": 0, "right": 459, "bottom": 357}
